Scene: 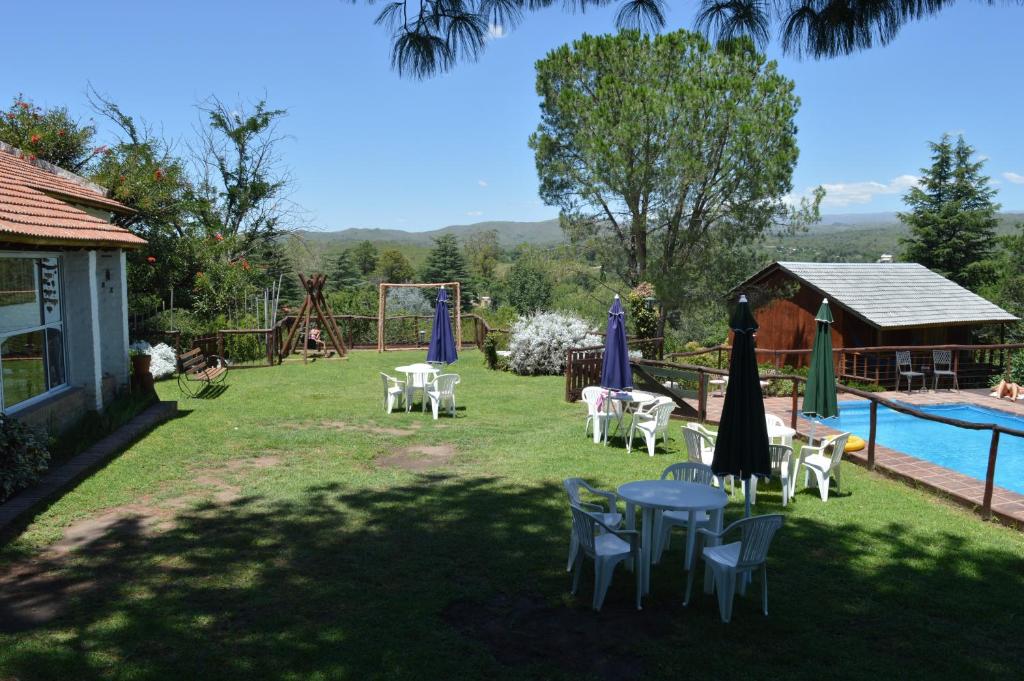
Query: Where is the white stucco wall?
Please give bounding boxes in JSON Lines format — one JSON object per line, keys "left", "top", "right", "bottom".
{"left": 96, "top": 250, "right": 128, "bottom": 388}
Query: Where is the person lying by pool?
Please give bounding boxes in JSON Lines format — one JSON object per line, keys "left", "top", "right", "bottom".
{"left": 992, "top": 379, "right": 1022, "bottom": 401}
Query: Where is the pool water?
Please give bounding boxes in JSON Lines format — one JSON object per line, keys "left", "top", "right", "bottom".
{"left": 802, "top": 401, "right": 1024, "bottom": 495}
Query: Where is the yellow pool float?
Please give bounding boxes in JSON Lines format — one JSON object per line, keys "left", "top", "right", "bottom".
{"left": 845, "top": 435, "right": 866, "bottom": 452}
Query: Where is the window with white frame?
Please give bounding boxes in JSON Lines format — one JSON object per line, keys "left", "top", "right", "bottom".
{"left": 0, "top": 254, "right": 67, "bottom": 411}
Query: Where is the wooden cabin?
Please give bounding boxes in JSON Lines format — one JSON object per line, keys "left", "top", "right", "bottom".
{"left": 736, "top": 261, "right": 1018, "bottom": 369}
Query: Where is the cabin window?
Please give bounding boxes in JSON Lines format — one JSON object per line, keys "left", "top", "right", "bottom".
{"left": 0, "top": 255, "right": 67, "bottom": 411}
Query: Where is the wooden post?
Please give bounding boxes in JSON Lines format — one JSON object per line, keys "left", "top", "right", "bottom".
{"left": 266, "top": 329, "right": 274, "bottom": 366}
{"left": 790, "top": 380, "right": 799, "bottom": 430}
{"left": 565, "top": 349, "right": 574, "bottom": 402}
{"left": 697, "top": 370, "right": 706, "bottom": 424}
{"left": 455, "top": 282, "right": 462, "bottom": 351}
{"left": 867, "top": 400, "right": 877, "bottom": 470}
{"left": 377, "top": 283, "right": 386, "bottom": 352}
{"left": 982, "top": 430, "right": 1000, "bottom": 519}
{"left": 217, "top": 331, "right": 224, "bottom": 361}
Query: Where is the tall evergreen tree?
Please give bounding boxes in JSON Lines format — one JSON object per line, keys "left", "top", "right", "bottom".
{"left": 377, "top": 249, "right": 415, "bottom": 283}
{"left": 421, "top": 234, "right": 473, "bottom": 309}
{"left": 351, "top": 240, "right": 379, "bottom": 275}
{"left": 329, "top": 248, "right": 363, "bottom": 291}
{"left": 900, "top": 134, "right": 1000, "bottom": 290}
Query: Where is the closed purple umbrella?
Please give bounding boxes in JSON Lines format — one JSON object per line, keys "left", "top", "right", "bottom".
{"left": 426, "top": 287, "right": 458, "bottom": 365}
{"left": 600, "top": 294, "right": 632, "bottom": 391}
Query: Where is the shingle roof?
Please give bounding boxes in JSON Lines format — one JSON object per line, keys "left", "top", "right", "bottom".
{"left": 0, "top": 144, "right": 145, "bottom": 248}
{"left": 759, "top": 261, "right": 1018, "bottom": 329}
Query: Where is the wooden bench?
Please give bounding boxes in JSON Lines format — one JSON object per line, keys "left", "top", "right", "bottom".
{"left": 177, "top": 347, "right": 228, "bottom": 397}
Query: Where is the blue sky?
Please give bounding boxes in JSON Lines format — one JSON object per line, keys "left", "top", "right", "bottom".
{"left": 3, "top": 1, "right": 1021, "bottom": 231}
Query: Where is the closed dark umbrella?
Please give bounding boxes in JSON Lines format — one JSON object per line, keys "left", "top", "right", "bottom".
{"left": 712, "top": 294, "right": 771, "bottom": 517}
{"left": 600, "top": 294, "right": 632, "bottom": 391}
{"left": 426, "top": 287, "right": 458, "bottom": 365}
{"left": 802, "top": 298, "right": 839, "bottom": 429}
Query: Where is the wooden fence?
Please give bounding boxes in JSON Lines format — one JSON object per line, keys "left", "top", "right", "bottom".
{"left": 563, "top": 337, "right": 665, "bottom": 402}
{"left": 637, "top": 357, "right": 1024, "bottom": 521}
{"left": 667, "top": 342, "right": 1024, "bottom": 390}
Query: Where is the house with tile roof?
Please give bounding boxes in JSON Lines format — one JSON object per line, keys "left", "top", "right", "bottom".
{"left": 0, "top": 142, "right": 145, "bottom": 431}
{"left": 735, "top": 261, "right": 1019, "bottom": 368}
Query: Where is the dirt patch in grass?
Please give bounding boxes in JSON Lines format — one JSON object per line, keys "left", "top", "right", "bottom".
{"left": 281, "top": 419, "right": 422, "bottom": 437}
{"left": 377, "top": 444, "right": 456, "bottom": 471}
{"left": 443, "top": 592, "right": 668, "bottom": 681}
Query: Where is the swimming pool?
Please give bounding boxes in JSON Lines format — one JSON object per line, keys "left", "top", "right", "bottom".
{"left": 802, "top": 401, "right": 1024, "bottom": 495}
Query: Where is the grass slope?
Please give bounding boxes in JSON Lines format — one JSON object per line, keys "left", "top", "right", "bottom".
{"left": 1, "top": 350, "right": 1022, "bottom": 680}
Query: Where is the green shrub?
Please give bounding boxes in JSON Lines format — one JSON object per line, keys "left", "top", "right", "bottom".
{"left": 483, "top": 332, "right": 499, "bottom": 370}
{"left": 0, "top": 414, "right": 50, "bottom": 503}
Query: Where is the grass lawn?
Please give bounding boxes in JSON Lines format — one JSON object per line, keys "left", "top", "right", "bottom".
{"left": 1, "top": 349, "right": 1022, "bottom": 680}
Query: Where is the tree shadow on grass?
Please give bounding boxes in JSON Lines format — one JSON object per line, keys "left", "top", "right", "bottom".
{"left": 0, "top": 473, "right": 1021, "bottom": 681}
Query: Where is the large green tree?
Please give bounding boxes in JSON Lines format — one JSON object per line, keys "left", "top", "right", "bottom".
{"left": 377, "top": 249, "right": 416, "bottom": 283}
{"left": 900, "top": 134, "right": 999, "bottom": 290}
{"left": 421, "top": 234, "right": 473, "bottom": 308}
{"left": 981, "top": 224, "right": 1024, "bottom": 342}
{"left": 359, "top": 0, "right": 1004, "bottom": 77}
{"left": 531, "top": 30, "right": 817, "bottom": 325}
{"left": 329, "top": 249, "right": 364, "bottom": 291}
{"left": 351, "top": 240, "right": 379, "bottom": 275}
{"left": 504, "top": 258, "right": 552, "bottom": 314}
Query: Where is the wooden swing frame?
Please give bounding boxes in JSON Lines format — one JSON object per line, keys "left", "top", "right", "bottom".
{"left": 377, "top": 282, "right": 461, "bottom": 352}
{"left": 280, "top": 273, "right": 348, "bottom": 363}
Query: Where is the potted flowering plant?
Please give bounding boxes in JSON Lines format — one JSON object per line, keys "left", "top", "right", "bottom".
{"left": 129, "top": 347, "right": 154, "bottom": 393}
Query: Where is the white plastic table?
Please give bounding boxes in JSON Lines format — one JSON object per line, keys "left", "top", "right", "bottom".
{"left": 602, "top": 390, "right": 656, "bottom": 445}
{"left": 617, "top": 480, "right": 728, "bottom": 600}
{"left": 768, "top": 424, "right": 795, "bottom": 447}
{"left": 395, "top": 363, "right": 439, "bottom": 412}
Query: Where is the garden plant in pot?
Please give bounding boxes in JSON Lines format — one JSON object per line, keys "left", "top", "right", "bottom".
{"left": 129, "top": 348, "right": 155, "bottom": 394}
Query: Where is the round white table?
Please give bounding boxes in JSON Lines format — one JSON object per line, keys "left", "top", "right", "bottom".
{"left": 395, "top": 363, "right": 439, "bottom": 412}
{"left": 617, "top": 480, "right": 728, "bottom": 601}
{"left": 768, "top": 424, "right": 795, "bottom": 446}
{"left": 602, "top": 390, "right": 656, "bottom": 445}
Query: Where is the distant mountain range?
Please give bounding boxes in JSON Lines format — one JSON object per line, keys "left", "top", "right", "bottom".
{"left": 298, "top": 212, "right": 1023, "bottom": 251}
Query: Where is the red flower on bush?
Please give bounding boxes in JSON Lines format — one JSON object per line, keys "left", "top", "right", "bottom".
{"left": 29, "top": 134, "right": 41, "bottom": 144}
{"left": 154, "top": 168, "right": 163, "bottom": 180}
{"left": 214, "top": 232, "right": 224, "bottom": 242}
{"left": 242, "top": 259, "right": 251, "bottom": 271}
{"left": 5, "top": 113, "right": 14, "bottom": 120}
{"left": 57, "top": 129, "right": 65, "bottom": 137}
{"left": 17, "top": 101, "right": 29, "bottom": 110}
{"left": 27, "top": 154, "right": 36, "bottom": 161}
{"left": 146, "top": 255, "right": 157, "bottom": 264}
{"left": 93, "top": 145, "right": 107, "bottom": 155}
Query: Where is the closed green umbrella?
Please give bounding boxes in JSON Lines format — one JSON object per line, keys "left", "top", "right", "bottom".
{"left": 802, "top": 298, "right": 839, "bottom": 442}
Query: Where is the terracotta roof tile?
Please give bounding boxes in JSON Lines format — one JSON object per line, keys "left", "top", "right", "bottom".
{"left": 0, "top": 145, "right": 145, "bottom": 248}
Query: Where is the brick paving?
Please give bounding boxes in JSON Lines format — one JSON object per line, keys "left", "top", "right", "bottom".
{"left": 0, "top": 400, "right": 178, "bottom": 542}
{"left": 698, "top": 387, "right": 1024, "bottom": 528}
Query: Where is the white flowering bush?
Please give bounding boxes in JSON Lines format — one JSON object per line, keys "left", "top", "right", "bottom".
{"left": 507, "top": 311, "right": 601, "bottom": 375}
{"left": 130, "top": 341, "right": 178, "bottom": 379}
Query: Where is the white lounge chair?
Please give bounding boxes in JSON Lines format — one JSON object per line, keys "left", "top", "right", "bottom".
{"left": 798, "top": 432, "right": 851, "bottom": 501}
{"left": 426, "top": 373, "right": 460, "bottom": 419}
{"left": 627, "top": 396, "right": 675, "bottom": 456}
{"left": 932, "top": 349, "right": 959, "bottom": 391}
{"left": 685, "top": 514, "right": 784, "bottom": 623}
{"left": 895, "top": 351, "right": 925, "bottom": 393}
{"left": 563, "top": 477, "right": 623, "bottom": 571}
{"left": 653, "top": 462, "right": 715, "bottom": 566}
{"left": 568, "top": 504, "right": 641, "bottom": 611}
{"left": 380, "top": 372, "right": 405, "bottom": 414}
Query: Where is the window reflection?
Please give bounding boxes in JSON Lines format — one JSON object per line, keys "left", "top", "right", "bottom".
{"left": 0, "top": 258, "right": 40, "bottom": 334}
{"left": 2, "top": 331, "right": 47, "bottom": 409}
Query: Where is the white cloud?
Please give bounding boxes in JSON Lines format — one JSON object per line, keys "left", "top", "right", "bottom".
{"left": 466, "top": 210, "right": 483, "bottom": 217}
{"left": 1003, "top": 171, "right": 1024, "bottom": 185}
{"left": 487, "top": 24, "right": 505, "bottom": 40}
{"left": 477, "top": 179, "right": 488, "bottom": 188}
{"left": 789, "top": 174, "right": 920, "bottom": 208}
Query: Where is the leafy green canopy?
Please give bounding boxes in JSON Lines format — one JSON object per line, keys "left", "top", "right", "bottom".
{"left": 421, "top": 234, "right": 473, "bottom": 308}
{"left": 377, "top": 248, "right": 416, "bottom": 283}
{"left": 0, "top": 96, "right": 99, "bottom": 171}
{"left": 899, "top": 134, "right": 1000, "bottom": 291}
{"left": 504, "top": 258, "right": 552, "bottom": 314}
{"left": 531, "top": 30, "right": 818, "bottom": 320}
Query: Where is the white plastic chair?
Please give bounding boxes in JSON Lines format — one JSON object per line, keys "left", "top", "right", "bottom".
{"left": 626, "top": 397, "right": 675, "bottom": 456}
{"left": 426, "top": 373, "right": 460, "bottom": 419}
{"left": 582, "top": 386, "right": 621, "bottom": 444}
{"left": 798, "top": 432, "right": 851, "bottom": 501}
{"left": 568, "top": 504, "right": 641, "bottom": 611}
{"left": 652, "top": 462, "right": 715, "bottom": 565}
{"left": 683, "top": 424, "right": 735, "bottom": 494}
{"left": 563, "top": 478, "right": 623, "bottom": 571}
{"left": 404, "top": 368, "right": 438, "bottom": 412}
{"left": 895, "top": 351, "right": 924, "bottom": 393}
{"left": 932, "top": 350, "right": 959, "bottom": 391}
{"left": 765, "top": 414, "right": 792, "bottom": 447}
{"left": 685, "top": 513, "right": 784, "bottom": 623}
{"left": 380, "top": 372, "right": 405, "bottom": 414}
{"left": 747, "top": 445, "right": 793, "bottom": 507}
